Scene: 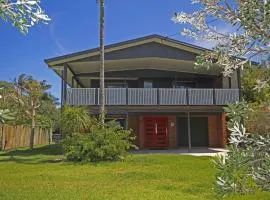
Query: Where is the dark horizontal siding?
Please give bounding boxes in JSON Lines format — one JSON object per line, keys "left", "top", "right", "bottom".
{"left": 76, "top": 42, "right": 198, "bottom": 62}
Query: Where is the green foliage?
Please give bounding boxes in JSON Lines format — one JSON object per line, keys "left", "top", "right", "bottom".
{"left": 0, "top": 109, "right": 14, "bottom": 123}
{"left": 0, "top": 86, "right": 15, "bottom": 123}
{"left": 0, "top": 0, "right": 50, "bottom": 34}
{"left": 246, "top": 104, "right": 270, "bottom": 133}
{"left": 60, "top": 106, "right": 95, "bottom": 134}
{"left": 36, "top": 112, "right": 59, "bottom": 129}
{"left": 62, "top": 121, "right": 136, "bottom": 162}
{"left": 225, "top": 102, "right": 270, "bottom": 134}
{"left": 0, "top": 75, "right": 59, "bottom": 129}
{"left": 214, "top": 145, "right": 257, "bottom": 196}
{"left": 173, "top": 0, "right": 270, "bottom": 86}
{"left": 36, "top": 97, "right": 60, "bottom": 130}
{"left": 214, "top": 102, "right": 270, "bottom": 196}
{"left": 224, "top": 102, "right": 248, "bottom": 128}
{"left": 242, "top": 67, "right": 270, "bottom": 104}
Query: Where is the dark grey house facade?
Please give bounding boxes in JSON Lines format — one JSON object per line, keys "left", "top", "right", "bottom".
{"left": 45, "top": 34, "right": 240, "bottom": 149}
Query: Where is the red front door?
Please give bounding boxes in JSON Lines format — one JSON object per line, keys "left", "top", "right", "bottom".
{"left": 144, "top": 117, "right": 168, "bottom": 148}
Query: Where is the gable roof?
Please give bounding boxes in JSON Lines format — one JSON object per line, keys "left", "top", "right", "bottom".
{"left": 45, "top": 34, "right": 210, "bottom": 66}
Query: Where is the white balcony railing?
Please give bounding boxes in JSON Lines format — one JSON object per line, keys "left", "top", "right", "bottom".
{"left": 128, "top": 88, "right": 158, "bottom": 105}
{"left": 67, "top": 88, "right": 96, "bottom": 105}
{"left": 159, "top": 89, "right": 187, "bottom": 105}
{"left": 66, "top": 88, "right": 240, "bottom": 106}
{"left": 215, "top": 89, "right": 240, "bottom": 105}
{"left": 99, "top": 88, "right": 127, "bottom": 105}
{"left": 188, "top": 89, "right": 214, "bottom": 105}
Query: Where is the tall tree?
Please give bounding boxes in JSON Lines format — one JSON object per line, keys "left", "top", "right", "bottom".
{"left": 99, "top": 0, "right": 105, "bottom": 124}
{"left": 172, "top": 0, "right": 269, "bottom": 88}
{"left": 0, "top": 79, "right": 59, "bottom": 128}
{"left": 0, "top": 0, "right": 50, "bottom": 34}
{"left": 7, "top": 74, "right": 53, "bottom": 149}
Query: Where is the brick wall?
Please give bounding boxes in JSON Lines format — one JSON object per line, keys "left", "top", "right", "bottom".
{"left": 128, "top": 116, "right": 139, "bottom": 147}
{"left": 208, "top": 115, "right": 218, "bottom": 147}
{"left": 208, "top": 113, "right": 228, "bottom": 147}
{"left": 129, "top": 113, "right": 228, "bottom": 149}
{"left": 138, "top": 116, "right": 145, "bottom": 149}
{"left": 220, "top": 113, "right": 228, "bottom": 147}
{"left": 168, "top": 116, "right": 177, "bottom": 148}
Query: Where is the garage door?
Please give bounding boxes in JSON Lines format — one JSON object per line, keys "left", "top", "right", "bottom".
{"left": 177, "top": 117, "right": 209, "bottom": 147}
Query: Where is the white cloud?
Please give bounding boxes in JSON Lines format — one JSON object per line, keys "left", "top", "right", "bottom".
{"left": 49, "top": 18, "right": 69, "bottom": 56}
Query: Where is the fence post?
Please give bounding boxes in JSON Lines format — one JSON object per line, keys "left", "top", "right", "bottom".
{"left": 0, "top": 125, "right": 3, "bottom": 150}
{"left": 49, "top": 129, "right": 53, "bottom": 145}
{"left": 1, "top": 126, "right": 5, "bottom": 150}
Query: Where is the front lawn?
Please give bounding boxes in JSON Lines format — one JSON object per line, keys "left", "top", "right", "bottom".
{"left": 0, "top": 145, "right": 269, "bottom": 200}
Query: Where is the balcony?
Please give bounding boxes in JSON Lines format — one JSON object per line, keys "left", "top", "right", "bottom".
{"left": 66, "top": 88, "right": 240, "bottom": 106}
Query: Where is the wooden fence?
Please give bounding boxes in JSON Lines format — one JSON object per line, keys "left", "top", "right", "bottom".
{"left": 0, "top": 125, "right": 52, "bottom": 150}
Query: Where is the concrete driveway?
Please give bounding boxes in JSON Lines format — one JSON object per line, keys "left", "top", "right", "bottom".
{"left": 131, "top": 148, "right": 228, "bottom": 157}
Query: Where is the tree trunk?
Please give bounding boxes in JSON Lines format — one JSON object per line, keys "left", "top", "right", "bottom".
{"left": 30, "top": 109, "right": 35, "bottom": 149}
{"left": 99, "top": 0, "right": 105, "bottom": 124}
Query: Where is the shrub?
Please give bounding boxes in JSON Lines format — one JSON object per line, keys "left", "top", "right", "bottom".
{"left": 214, "top": 102, "right": 270, "bottom": 196}
{"left": 246, "top": 103, "right": 270, "bottom": 133}
{"left": 60, "top": 106, "right": 96, "bottom": 134}
{"left": 224, "top": 102, "right": 270, "bottom": 133}
{"left": 62, "top": 121, "right": 136, "bottom": 162}
{"left": 242, "top": 67, "right": 270, "bottom": 104}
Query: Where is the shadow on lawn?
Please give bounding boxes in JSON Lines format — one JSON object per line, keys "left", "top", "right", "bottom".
{"left": 0, "top": 144, "right": 64, "bottom": 164}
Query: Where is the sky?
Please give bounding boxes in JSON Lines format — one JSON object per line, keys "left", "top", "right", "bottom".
{"left": 0, "top": 0, "right": 214, "bottom": 100}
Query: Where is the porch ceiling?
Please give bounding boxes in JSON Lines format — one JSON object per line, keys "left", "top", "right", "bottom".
{"left": 68, "top": 58, "right": 200, "bottom": 74}
{"left": 51, "top": 57, "right": 220, "bottom": 87}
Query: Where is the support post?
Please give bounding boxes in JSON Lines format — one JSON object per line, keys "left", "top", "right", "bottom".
{"left": 125, "top": 112, "right": 129, "bottom": 130}
{"left": 71, "top": 77, "right": 74, "bottom": 88}
{"left": 187, "top": 112, "right": 191, "bottom": 152}
{"left": 60, "top": 68, "right": 65, "bottom": 138}
{"left": 62, "top": 64, "right": 68, "bottom": 105}
{"left": 186, "top": 88, "right": 189, "bottom": 105}
{"left": 60, "top": 69, "right": 64, "bottom": 108}
{"left": 228, "top": 77, "right": 232, "bottom": 89}
{"left": 126, "top": 88, "right": 129, "bottom": 105}
{"left": 157, "top": 88, "right": 160, "bottom": 105}
{"left": 95, "top": 88, "right": 99, "bottom": 105}
{"left": 213, "top": 88, "right": 216, "bottom": 105}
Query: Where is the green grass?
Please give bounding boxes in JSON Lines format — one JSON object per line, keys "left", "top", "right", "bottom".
{"left": 0, "top": 145, "right": 269, "bottom": 200}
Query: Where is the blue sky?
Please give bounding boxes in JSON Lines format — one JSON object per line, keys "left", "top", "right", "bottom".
{"left": 0, "top": 0, "right": 209, "bottom": 100}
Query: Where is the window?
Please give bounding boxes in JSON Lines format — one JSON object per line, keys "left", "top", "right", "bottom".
{"left": 173, "top": 81, "right": 195, "bottom": 88}
{"left": 105, "top": 81, "right": 128, "bottom": 88}
{"left": 144, "top": 80, "right": 153, "bottom": 88}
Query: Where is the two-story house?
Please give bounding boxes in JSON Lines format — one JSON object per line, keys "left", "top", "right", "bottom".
{"left": 45, "top": 35, "right": 240, "bottom": 149}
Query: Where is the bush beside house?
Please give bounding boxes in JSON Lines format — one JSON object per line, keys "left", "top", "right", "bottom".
{"left": 60, "top": 106, "right": 136, "bottom": 162}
